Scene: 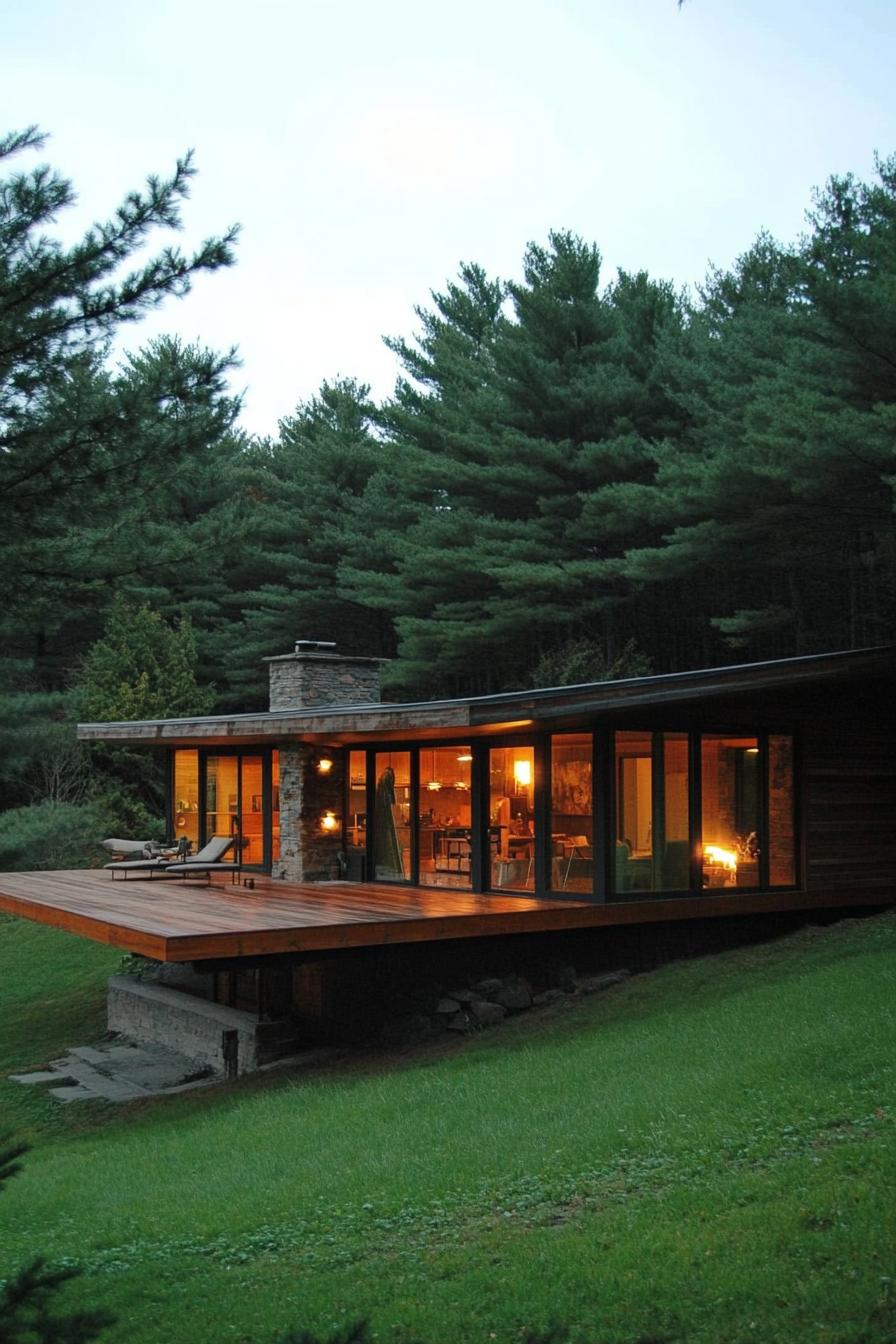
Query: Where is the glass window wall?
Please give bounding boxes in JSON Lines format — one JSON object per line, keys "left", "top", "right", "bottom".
{"left": 418, "top": 746, "right": 473, "bottom": 887}
{"left": 613, "top": 732, "right": 691, "bottom": 894}
{"left": 271, "top": 750, "right": 280, "bottom": 863}
{"left": 239, "top": 755, "right": 265, "bottom": 867}
{"left": 173, "top": 750, "right": 200, "bottom": 852}
{"left": 655, "top": 733, "right": 690, "bottom": 890}
{"left": 701, "top": 735, "right": 760, "bottom": 888}
{"left": 614, "top": 731, "right": 653, "bottom": 894}
{"left": 205, "top": 754, "right": 239, "bottom": 859}
{"left": 551, "top": 734, "right": 593, "bottom": 892}
{"left": 374, "top": 751, "right": 411, "bottom": 880}
{"left": 348, "top": 751, "right": 367, "bottom": 851}
{"left": 489, "top": 745, "right": 535, "bottom": 891}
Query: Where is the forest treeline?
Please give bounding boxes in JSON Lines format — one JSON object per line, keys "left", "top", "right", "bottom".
{"left": 1, "top": 126, "right": 894, "bottom": 861}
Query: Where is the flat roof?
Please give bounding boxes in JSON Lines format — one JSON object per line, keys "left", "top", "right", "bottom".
{"left": 76, "top": 645, "right": 896, "bottom": 747}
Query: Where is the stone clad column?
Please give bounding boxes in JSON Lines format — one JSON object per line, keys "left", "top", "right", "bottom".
{"left": 273, "top": 744, "right": 345, "bottom": 883}
{"left": 268, "top": 643, "right": 384, "bottom": 883}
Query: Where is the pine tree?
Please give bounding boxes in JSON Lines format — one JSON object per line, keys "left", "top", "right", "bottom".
{"left": 348, "top": 235, "right": 686, "bottom": 694}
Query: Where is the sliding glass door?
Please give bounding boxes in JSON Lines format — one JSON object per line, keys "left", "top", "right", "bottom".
{"left": 172, "top": 749, "right": 274, "bottom": 871}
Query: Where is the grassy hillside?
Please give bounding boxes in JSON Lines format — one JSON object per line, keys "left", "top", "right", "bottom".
{"left": 1, "top": 910, "right": 894, "bottom": 1344}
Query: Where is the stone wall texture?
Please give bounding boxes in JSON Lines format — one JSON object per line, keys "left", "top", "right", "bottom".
{"left": 272, "top": 743, "right": 345, "bottom": 882}
{"left": 267, "top": 651, "right": 384, "bottom": 712}
{"left": 107, "top": 976, "right": 260, "bottom": 1075}
{"left": 266, "top": 648, "right": 382, "bottom": 881}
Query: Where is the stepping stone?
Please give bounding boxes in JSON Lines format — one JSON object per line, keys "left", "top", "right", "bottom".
{"left": 48, "top": 1085, "right": 95, "bottom": 1104}
{"left": 70, "top": 1046, "right": 108, "bottom": 1064}
{"left": 54, "top": 1059, "right": 151, "bottom": 1097}
{"left": 9, "top": 1071, "right": 60, "bottom": 1085}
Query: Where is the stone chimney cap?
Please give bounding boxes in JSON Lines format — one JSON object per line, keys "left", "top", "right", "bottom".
{"left": 294, "top": 639, "right": 337, "bottom": 654}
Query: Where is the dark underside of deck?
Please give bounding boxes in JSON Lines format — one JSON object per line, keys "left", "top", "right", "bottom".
{"left": 0, "top": 869, "right": 892, "bottom": 963}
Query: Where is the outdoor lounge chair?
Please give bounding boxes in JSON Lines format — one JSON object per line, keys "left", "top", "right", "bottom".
{"left": 106, "top": 835, "right": 238, "bottom": 881}
{"left": 162, "top": 835, "right": 242, "bottom": 884}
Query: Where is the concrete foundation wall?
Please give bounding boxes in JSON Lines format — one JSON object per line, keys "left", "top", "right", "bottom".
{"left": 107, "top": 976, "right": 260, "bottom": 1076}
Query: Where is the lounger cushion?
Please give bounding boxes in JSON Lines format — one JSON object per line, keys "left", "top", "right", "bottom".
{"left": 101, "top": 839, "right": 152, "bottom": 857}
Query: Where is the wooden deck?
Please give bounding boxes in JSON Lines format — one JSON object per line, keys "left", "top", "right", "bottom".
{"left": 0, "top": 869, "right": 890, "bottom": 963}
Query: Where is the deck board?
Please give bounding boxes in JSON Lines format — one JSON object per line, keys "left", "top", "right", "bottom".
{"left": 0, "top": 869, "right": 890, "bottom": 962}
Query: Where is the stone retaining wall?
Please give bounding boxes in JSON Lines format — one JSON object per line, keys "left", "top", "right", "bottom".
{"left": 107, "top": 976, "right": 261, "bottom": 1076}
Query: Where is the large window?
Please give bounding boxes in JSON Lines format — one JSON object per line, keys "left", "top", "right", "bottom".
{"left": 615, "top": 732, "right": 652, "bottom": 893}
{"left": 172, "top": 748, "right": 275, "bottom": 870}
{"left": 373, "top": 751, "right": 411, "bottom": 881}
{"left": 489, "top": 745, "right": 535, "bottom": 890}
{"left": 551, "top": 734, "right": 593, "bottom": 892}
{"left": 271, "top": 750, "right": 280, "bottom": 863}
{"left": 348, "top": 750, "right": 367, "bottom": 850}
{"left": 173, "top": 750, "right": 200, "bottom": 851}
{"left": 418, "top": 746, "right": 473, "bottom": 888}
{"left": 613, "top": 732, "right": 691, "bottom": 893}
{"left": 701, "top": 735, "right": 760, "bottom": 889}
{"left": 239, "top": 755, "right": 265, "bottom": 867}
{"left": 174, "top": 730, "right": 796, "bottom": 891}
{"left": 657, "top": 733, "right": 690, "bottom": 890}
{"left": 205, "top": 754, "right": 239, "bottom": 855}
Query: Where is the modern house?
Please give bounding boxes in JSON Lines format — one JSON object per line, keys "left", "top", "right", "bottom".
{"left": 1, "top": 640, "right": 894, "bottom": 1073}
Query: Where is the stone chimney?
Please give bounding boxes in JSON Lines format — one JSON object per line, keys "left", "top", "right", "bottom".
{"left": 264, "top": 640, "right": 386, "bottom": 712}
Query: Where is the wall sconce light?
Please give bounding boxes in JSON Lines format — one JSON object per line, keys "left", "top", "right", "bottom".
{"left": 315, "top": 754, "right": 335, "bottom": 775}
{"left": 320, "top": 810, "right": 339, "bottom": 833}
{"left": 513, "top": 758, "right": 532, "bottom": 789}
{"left": 457, "top": 752, "right": 473, "bottom": 763}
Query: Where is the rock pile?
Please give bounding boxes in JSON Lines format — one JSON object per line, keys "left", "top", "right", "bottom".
{"left": 379, "top": 966, "right": 631, "bottom": 1045}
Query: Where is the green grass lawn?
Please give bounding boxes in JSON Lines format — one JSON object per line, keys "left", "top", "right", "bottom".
{"left": 1, "top": 910, "right": 894, "bottom": 1344}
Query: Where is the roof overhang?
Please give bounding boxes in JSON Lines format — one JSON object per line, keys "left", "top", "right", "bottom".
{"left": 76, "top": 645, "right": 896, "bottom": 748}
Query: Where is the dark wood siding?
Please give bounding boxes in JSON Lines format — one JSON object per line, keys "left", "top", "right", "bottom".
{"left": 805, "top": 693, "right": 896, "bottom": 892}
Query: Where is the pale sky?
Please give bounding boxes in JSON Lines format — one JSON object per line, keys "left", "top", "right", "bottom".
{"left": 5, "top": 0, "right": 895, "bottom": 438}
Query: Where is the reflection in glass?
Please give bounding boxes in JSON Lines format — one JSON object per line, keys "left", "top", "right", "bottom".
{"left": 205, "top": 755, "right": 239, "bottom": 860}
{"left": 271, "top": 750, "right": 280, "bottom": 863}
{"left": 374, "top": 751, "right": 411, "bottom": 880}
{"left": 655, "top": 733, "right": 690, "bottom": 890}
{"left": 418, "top": 746, "right": 472, "bottom": 888}
{"left": 613, "top": 732, "right": 691, "bottom": 894}
{"left": 173, "top": 750, "right": 200, "bottom": 851}
{"left": 239, "top": 755, "right": 264, "bottom": 867}
{"left": 614, "top": 732, "right": 653, "bottom": 894}
{"left": 551, "top": 734, "right": 593, "bottom": 891}
{"left": 348, "top": 750, "right": 367, "bottom": 850}
{"left": 489, "top": 746, "right": 535, "bottom": 890}
{"left": 701, "top": 735, "right": 760, "bottom": 888}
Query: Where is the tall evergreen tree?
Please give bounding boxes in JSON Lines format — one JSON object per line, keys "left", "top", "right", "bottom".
{"left": 347, "top": 235, "right": 687, "bottom": 694}
{"left": 207, "top": 379, "right": 389, "bottom": 708}
{"left": 617, "top": 157, "right": 896, "bottom": 659}
{"left": 0, "top": 127, "right": 239, "bottom": 829}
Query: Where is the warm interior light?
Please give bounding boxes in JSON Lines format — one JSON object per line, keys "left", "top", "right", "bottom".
{"left": 457, "top": 753, "right": 473, "bottom": 763}
{"left": 704, "top": 843, "right": 738, "bottom": 871}
{"left": 316, "top": 755, "right": 334, "bottom": 775}
{"left": 513, "top": 759, "right": 532, "bottom": 788}
{"left": 426, "top": 780, "right": 442, "bottom": 791}
{"left": 745, "top": 747, "right": 759, "bottom": 755}
{"left": 320, "top": 810, "right": 338, "bottom": 832}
